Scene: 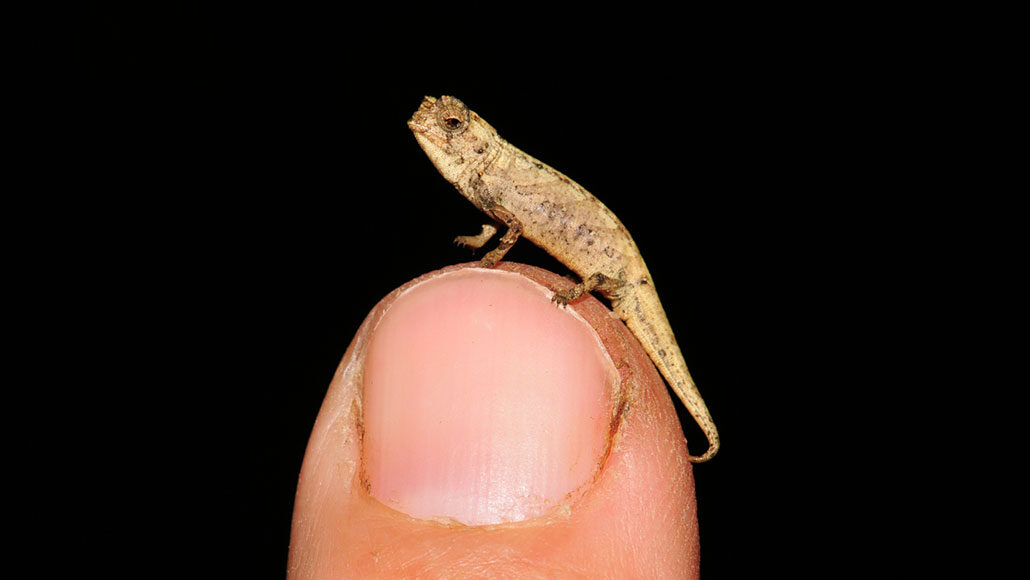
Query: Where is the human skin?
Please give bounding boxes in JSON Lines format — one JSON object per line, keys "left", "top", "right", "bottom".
{"left": 287, "top": 263, "right": 699, "bottom": 579}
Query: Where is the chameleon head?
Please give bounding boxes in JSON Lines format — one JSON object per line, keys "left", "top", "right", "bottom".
{"left": 408, "top": 96, "right": 496, "bottom": 187}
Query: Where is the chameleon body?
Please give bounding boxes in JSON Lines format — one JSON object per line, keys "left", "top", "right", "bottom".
{"left": 408, "top": 96, "right": 719, "bottom": 462}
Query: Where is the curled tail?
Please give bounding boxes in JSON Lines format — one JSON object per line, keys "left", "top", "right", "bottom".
{"left": 619, "top": 291, "right": 720, "bottom": 463}
{"left": 656, "top": 342, "right": 720, "bottom": 463}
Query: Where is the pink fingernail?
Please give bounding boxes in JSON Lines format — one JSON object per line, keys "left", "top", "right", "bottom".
{"left": 361, "top": 269, "right": 616, "bottom": 525}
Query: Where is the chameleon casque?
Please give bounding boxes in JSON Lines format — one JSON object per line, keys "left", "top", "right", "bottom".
{"left": 408, "top": 96, "right": 719, "bottom": 462}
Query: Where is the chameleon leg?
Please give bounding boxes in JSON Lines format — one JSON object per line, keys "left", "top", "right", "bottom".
{"left": 454, "top": 224, "right": 498, "bottom": 249}
{"left": 552, "top": 272, "right": 626, "bottom": 306}
{"left": 479, "top": 207, "right": 523, "bottom": 268}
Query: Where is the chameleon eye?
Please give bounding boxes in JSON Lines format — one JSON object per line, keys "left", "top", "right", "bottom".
{"left": 435, "top": 97, "right": 470, "bottom": 134}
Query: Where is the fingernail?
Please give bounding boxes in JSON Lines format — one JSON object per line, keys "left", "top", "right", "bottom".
{"left": 361, "top": 268, "right": 617, "bottom": 525}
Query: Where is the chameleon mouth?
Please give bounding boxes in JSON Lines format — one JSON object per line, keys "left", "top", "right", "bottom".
{"left": 407, "top": 119, "right": 429, "bottom": 134}
{"left": 407, "top": 96, "right": 439, "bottom": 134}
{"left": 409, "top": 125, "right": 448, "bottom": 159}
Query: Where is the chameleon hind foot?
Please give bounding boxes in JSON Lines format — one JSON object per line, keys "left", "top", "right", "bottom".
{"left": 552, "top": 272, "right": 626, "bottom": 307}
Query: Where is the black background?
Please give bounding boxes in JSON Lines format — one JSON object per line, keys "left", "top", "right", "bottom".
{"left": 67, "top": 10, "right": 925, "bottom": 577}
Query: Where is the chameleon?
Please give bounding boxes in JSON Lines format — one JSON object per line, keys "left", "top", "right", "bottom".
{"left": 407, "top": 95, "right": 719, "bottom": 463}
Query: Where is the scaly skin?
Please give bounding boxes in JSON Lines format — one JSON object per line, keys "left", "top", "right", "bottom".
{"left": 408, "top": 96, "right": 719, "bottom": 462}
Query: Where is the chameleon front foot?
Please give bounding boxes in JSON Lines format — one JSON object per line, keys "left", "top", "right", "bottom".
{"left": 454, "top": 224, "right": 498, "bottom": 249}
{"left": 475, "top": 207, "right": 523, "bottom": 269}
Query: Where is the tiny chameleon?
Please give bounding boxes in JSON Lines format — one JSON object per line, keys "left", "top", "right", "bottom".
{"left": 408, "top": 96, "right": 719, "bottom": 462}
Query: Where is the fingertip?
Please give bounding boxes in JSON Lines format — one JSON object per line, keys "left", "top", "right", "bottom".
{"left": 289, "top": 263, "right": 699, "bottom": 578}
